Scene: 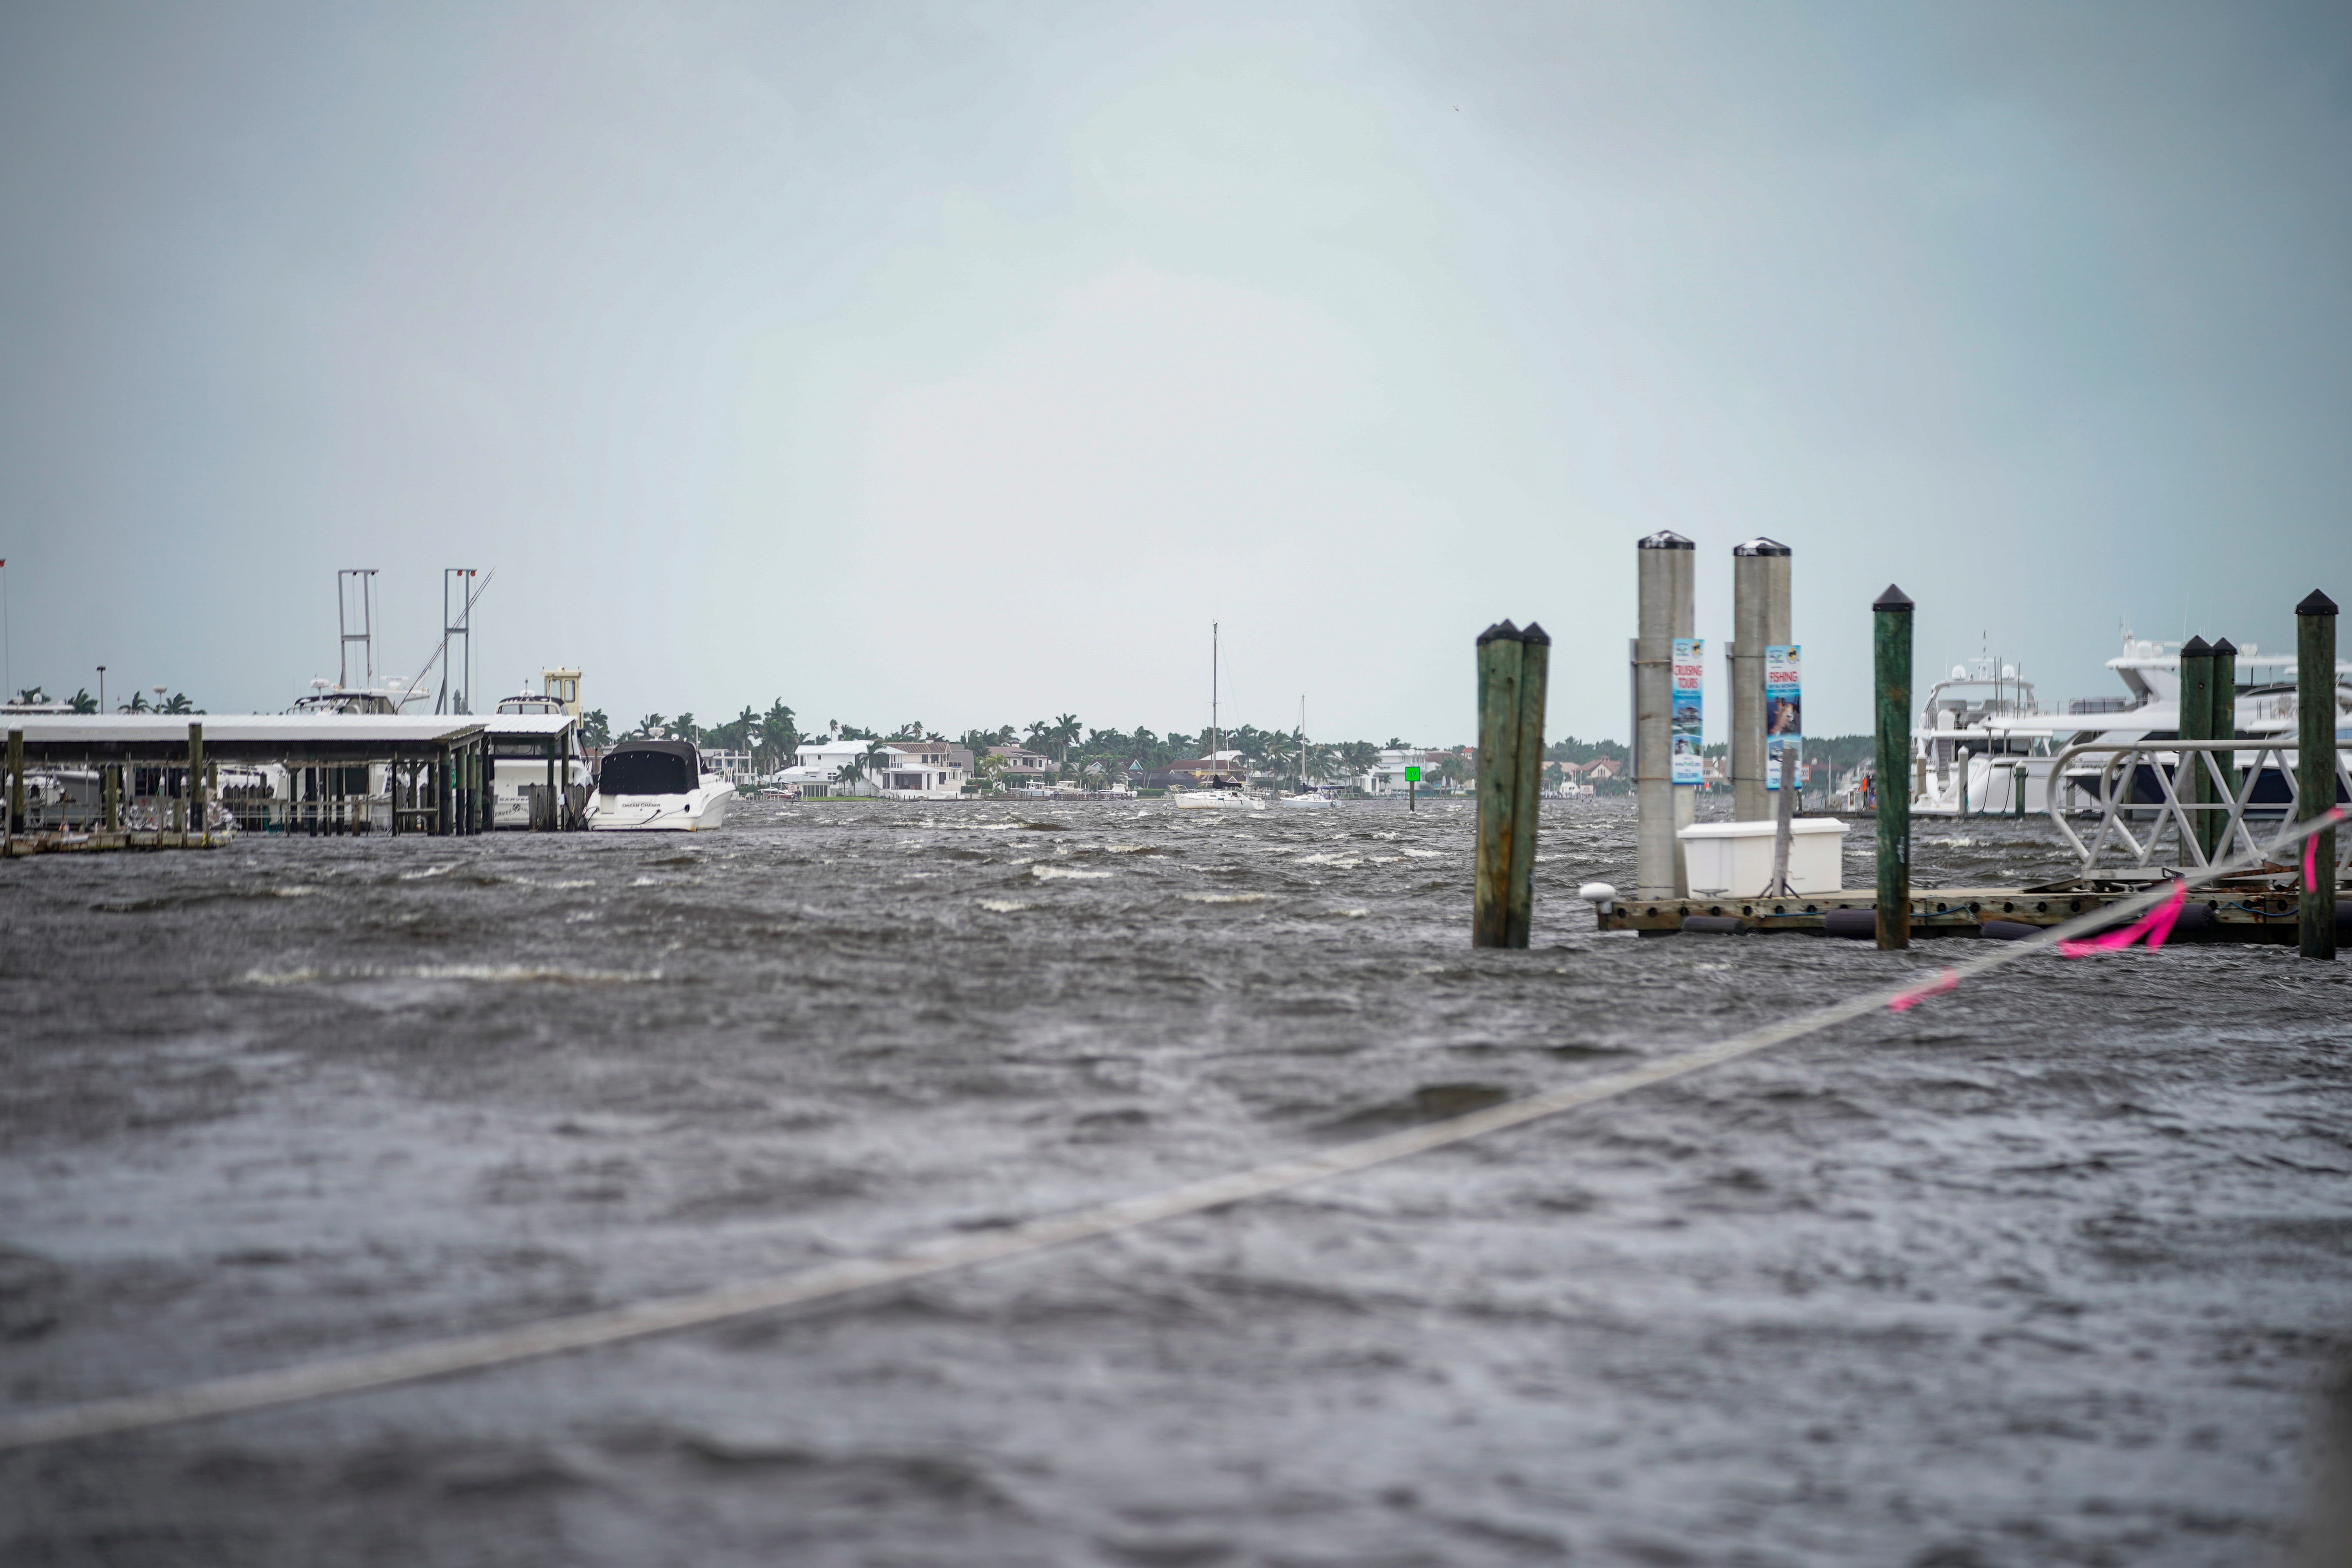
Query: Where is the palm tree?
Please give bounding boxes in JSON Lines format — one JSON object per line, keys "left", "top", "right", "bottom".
{"left": 759, "top": 700, "right": 798, "bottom": 768}
{"left": 162, "top": 692, "right": 195, "bottom": 714}
{"left": 120, "top": 690, "right": 151, "bottom": 712}
{"left": 672, "top": 712, "right": 698, "bottom": 746}
{"left": 68, "top": 688, "right": 97, "bottom": 713}
{"left": 633, "top": 713, "right": 666, "bottom": 740}
{"left": 12, "top": 687, "right": 46, "bottom": 705}
{"left": 580, "top": 710, "right": 612, "bottom": 748}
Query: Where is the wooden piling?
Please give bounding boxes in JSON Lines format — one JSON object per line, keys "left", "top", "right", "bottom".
{"left": 1474, "top": 620, "right": 1549, "bottom": 948}
{"left": 2208, "top": 637, "right": 2237, "bottom": 860}
{"left": 102, "top": 764, "right": 119, "bottom": 832}
{"left": 1873, "top": 585, "right": 1913, "bottom": 950}
{"left": 2177, "top": 636, "right": 2212, "bottom": 862}
{"left": 2297, "top": 590, "right": 2337, "bottom": 960}
{"left": 186, "top": 723, "right": 205, "bottom": 841}
{"left": 6, "top": 727, "right": 21, "bottom": 838}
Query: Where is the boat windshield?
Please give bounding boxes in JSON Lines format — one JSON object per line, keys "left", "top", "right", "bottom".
{"left": 600, "top": 749, "right": 696, "bottom": 796}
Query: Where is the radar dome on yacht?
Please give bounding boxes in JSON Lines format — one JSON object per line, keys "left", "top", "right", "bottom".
{"left": 2002, "top": 665, "right": 2018, "bottom": 679}
{"left": 1952, "top": 665, "right": 1967, "bottom": 680}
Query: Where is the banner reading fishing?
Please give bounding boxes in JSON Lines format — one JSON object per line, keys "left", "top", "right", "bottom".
{"left": 1765, "top": 643, "right": 1801, "bottom": 790}
{"left": 1671, "top": 638, "right": 1704, "bottom": 785}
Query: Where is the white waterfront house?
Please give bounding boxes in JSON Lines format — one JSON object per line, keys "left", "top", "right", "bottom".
{"left": 701, "top": 748, "right": 753, "bottom": 784}
{"left": 1363, "top": 747, "right": 1449, "bottom": 795}
{"left": 777, "top": 737, "right": 970, "bottom": 799}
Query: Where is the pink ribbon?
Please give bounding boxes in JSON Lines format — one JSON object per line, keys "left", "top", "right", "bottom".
{"left": 2304, "top": 805, "right": 2345, "bottom": 889}
{"left": 2059, "top": 879, "right": 2185, "bottom": 957}
{"left": 1888, "top": 969, "right": 1957, "bottom": 1012}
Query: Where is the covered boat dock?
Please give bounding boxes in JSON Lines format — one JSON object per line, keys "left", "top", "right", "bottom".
{"left": 3, "top": 714, "right": 500, "bottom": 852}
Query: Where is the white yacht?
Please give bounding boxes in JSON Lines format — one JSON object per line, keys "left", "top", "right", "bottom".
{"left": 592, "top": 739, "right": 735, "bottom": 831}
{"left": 487, "top": 690, "right": 597, "bottom": 829}
{"left": 1909, "top": 634, "right": 2351, "bottom": 816}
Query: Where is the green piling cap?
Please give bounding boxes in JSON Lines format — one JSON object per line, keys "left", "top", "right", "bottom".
{"left": 2297, "top": 590, "right": 2338, "bottom": 617}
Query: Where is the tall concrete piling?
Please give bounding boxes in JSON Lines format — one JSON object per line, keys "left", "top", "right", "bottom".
{"left": 2297, "top": 590, "right": 2338, "bottom": 961}
{"left": 1633, "top": 531, "right": 1695, "bottom": 897}
{"left": 1729, "top": 537, "right": 1791, "bottom": 823}
{"left": 2177, "top": 636, "right": 2213, "bottom": 861}
{"left": 1873, "top": 586, "right": 1913, "bottom": 949}
{"left": 1475, "top": 621, "right": 1549, "bottom": 948}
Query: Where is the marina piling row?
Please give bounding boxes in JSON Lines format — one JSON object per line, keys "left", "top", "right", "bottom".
{"left": 2298, "top": 591, "right": 2338, "bottom": 960}
{"left": 1474, "top": 620, "right": 1548, "bottom": 948}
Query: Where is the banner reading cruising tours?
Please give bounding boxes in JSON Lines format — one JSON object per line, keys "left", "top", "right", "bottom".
{"left": 1670, "top": 638, "right": 1704, "bottom": 785}
{"left": 1765, "top": 643, "right": 1801, "bottom": 789}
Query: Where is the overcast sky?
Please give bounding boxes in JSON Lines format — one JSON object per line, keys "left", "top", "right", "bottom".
{"left": 3, "top": 2, "right": 2347, "bottom": 744}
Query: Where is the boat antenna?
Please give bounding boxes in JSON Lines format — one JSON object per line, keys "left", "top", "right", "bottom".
{"left": 398, "top": 567, "right": 496, "bottom": 708}
{"left": 1211, "top": 621, "right": 1219, "bottom": 777}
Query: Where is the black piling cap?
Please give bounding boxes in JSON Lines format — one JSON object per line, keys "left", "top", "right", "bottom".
{"left": 2297, "top": 589, "right": 2339, "bottom": 617}
{"left": 2181, "top": 634, "right": 2212, "bottom": 656}
{"left": 1477, "top": 620, "right": 1522, "bottom": 645}
{"left": 1873, "top": 584, "right": 1913, "bottom": 611}
{"left": 1520, "top": 621, "right": 1551, "bottom": 646}
{"left": 1733, "top": 536, "right": 1791, "bottom": 557}
{"left": 1637, "top": 530, "right": 1695, "bottom": 550}
{"left": 2213, "top": 637, "right": 2237, "bottom": 656}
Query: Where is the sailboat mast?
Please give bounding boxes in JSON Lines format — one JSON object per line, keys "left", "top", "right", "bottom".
{"left": 1211, "top": 622, "right": 1220, "bottom": 770}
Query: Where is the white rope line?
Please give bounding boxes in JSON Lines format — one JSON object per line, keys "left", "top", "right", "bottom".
{"left": 0, "top": 813, "right": 2336, "bottom": 1454}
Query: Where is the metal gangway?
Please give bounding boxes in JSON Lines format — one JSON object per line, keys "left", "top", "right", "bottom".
{"left": 2047, "top": 738, "right": 2352, "bottom": 877}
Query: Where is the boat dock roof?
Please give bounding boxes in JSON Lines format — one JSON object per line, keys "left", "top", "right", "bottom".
{"left": 2, "top": 713, "right": 492, "bottom": 763}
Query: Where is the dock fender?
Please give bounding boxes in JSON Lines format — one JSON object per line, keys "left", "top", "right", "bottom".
{"left": 1822, "top": 907, "right": 1878, "bottom": 940}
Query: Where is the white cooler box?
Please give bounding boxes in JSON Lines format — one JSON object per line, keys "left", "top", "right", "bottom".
{"left": 1676, "top": 818, "right": 1849, "bottom": 896}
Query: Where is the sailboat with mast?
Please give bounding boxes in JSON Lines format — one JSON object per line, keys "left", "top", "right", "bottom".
{"left": 1174, "top": 622, "right": 1263, "bottom": 810}
{"left": 1279, "top": 696, "right": 1337, "bottom": 808}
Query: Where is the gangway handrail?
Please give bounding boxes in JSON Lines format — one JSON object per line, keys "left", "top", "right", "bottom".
{"left": 2045, "top": 736, "right": 2352, "bottom": 876}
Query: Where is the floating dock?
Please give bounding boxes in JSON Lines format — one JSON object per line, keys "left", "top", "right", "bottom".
{"left": 1601, "top": 881, "right": 2343, "bottom": 943}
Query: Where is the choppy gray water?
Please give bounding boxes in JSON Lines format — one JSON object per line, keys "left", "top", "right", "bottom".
{"left": 2, "top": 798, "right": 2348, "bottom": 1567}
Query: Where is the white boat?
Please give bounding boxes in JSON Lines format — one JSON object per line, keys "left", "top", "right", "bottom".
{"left": 591, "top": 739, "right": 735, "bottom": 831}
{"left": 1178, "top": 786, "right": 1265, "bottom": 811}
{"left": 1277, "top": 695, "right": 1338, "bottom": 807}
{"left": 1172, "top": 621, "right": 1265, "bottom": 810}
{"left": 1908, "top": 634, "right": 2351, "bottom": 817}
{"left": 488, "top": 690, "right": 597, "bottom": 828}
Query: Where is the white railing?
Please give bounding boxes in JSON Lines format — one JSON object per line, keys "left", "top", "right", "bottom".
{"left": 2046, "top": 738, "right": 2352, "bottom": 875}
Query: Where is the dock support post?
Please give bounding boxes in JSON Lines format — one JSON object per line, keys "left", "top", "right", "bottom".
{"left": 559, "top": 727, "right": 573, "bottom": 827}
{"left": 102, "top": 764, "right": 119, "bottom": 832}
{"left": 6, "top": 727, "right": 21, "bottom": 838}
{"left": 1474, "top": 620, "right": 1549, "bottom": 947}
{"left": 187, "top": 723, "right": 205, "bottom": 842}
{"left": 1634, "top": 530, "right": 1694, "bottom": 897}
{"left": 1874, "top": 585, "right": 1913, "bottom": 950}
{"left": 1729, "top": 538, "right": 1791, "bottom": 822}
{"left": 2209, "top": 638, "right": 2237, "bottom": 860}
{"left": 2297, "top": 590, "right": 2337, "bottom": 960}
{"left": 2178, "top": 636, "right": 2212, "bottom": 863}
{"left": 436, "top": 747, "right": 450, "bottom": 836}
